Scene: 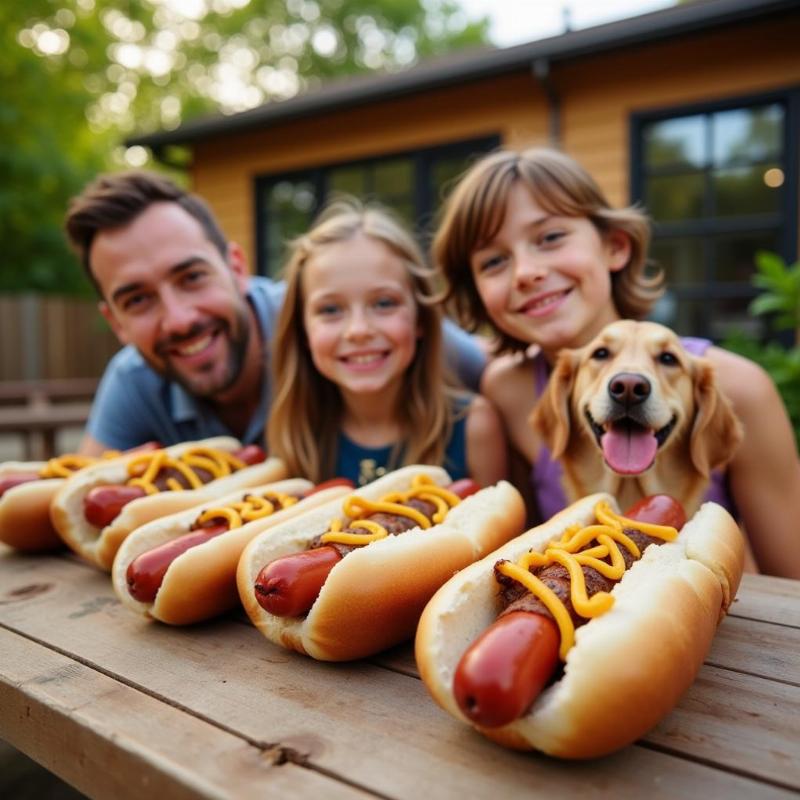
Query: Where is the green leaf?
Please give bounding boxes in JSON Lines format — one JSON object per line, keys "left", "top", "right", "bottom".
{"left": 724, "top": 249, "right": 800, "bottom": 448}
{"left": 750, "top": 295, "right": 789, "bottom": 316}
{"left": 755, "top": 249, "right": 789, "bottom": 280}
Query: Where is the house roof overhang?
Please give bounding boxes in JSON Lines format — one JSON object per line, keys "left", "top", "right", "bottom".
{"left": 126, "top": 0, "right": 799, "bottom": 151}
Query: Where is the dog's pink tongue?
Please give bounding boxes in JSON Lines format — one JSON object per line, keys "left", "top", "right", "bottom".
{"left": 601, "top": 426, "right": 658, "bottom": 475}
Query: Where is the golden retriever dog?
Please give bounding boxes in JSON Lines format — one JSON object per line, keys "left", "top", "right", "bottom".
{"left": 530, "top": 320, "right": 743, "bottom": 518}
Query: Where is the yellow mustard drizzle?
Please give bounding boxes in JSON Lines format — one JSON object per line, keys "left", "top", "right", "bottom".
{"left": 320, "top": 474, "right": 461, "bottom": 546}
{"left": 39, "top": 454, "right": 99, "bottom": 478}
{"left": 36, "top": 447, "right": 137, "bottom": 479}
{"left": 496, "top": 499, "right": 679, "bottom": 660}
{"left": 126, "top": 447, "right": 247, "bottom": 496}
{"left": 194, "top": 491, "right": 299, "bottom": 529}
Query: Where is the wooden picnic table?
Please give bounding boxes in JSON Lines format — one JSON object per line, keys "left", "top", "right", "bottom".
{"left": 0, "top": 402, "right": 92, "bottom": 460}
{"left": 0, "top": 545, "right": 798, "bottom": 799}
{"left": 0, "top": 379, "right": 97, "bottom": 460}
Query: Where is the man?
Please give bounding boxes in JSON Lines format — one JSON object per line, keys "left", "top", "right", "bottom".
{"left": 65, "top": 171, "right": 486, "bottom": 455}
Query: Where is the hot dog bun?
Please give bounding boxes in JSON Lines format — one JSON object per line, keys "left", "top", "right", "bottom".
{"left": 51, "top": 437, "right": 287, "bottom": 570}
{"left": 0, "top": 461, "right": 65, "bottom": 551}
{"left": 415, "top": 494, "right": 745, "bottom": 758}
{"left": 111, "top": 481, "right": 352, "bottom": 625}
{"left": 237, "top": 465, "right": 526, "bottom": 661}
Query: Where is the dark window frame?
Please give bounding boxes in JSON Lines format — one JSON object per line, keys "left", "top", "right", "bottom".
{"left": 630, "top": 86, "right": 799, "bottom": 340}
{"left": 253, "top": 135, "right": 500, "bottom": 278}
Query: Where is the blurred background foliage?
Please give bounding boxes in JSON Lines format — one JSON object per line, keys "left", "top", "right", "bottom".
{"left": 0, "top": 0, "right": 489, "bottom": 296}
{"left": 722, "top": 251, "right": 800, "bottom": 448}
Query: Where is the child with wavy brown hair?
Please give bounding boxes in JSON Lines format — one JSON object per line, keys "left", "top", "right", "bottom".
{"left": 432, "top": 146, "right": 800, "bottom": 578}
{"left": 267, "top": 198, "right": 506, "bottom": 488}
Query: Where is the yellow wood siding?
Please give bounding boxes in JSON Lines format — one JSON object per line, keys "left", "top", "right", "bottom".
{"left": 189, "top": 15, "right": 799, "bottom": 268}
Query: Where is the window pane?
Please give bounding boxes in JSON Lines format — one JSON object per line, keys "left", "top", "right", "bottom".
{"left": 372, "top": 159, "right": 413, "bottom": 199}
{"left": 328, "top": 166, "right": 367, "bottom": 197}
{"left": 653, "top": 293, "right": 765, "bottom": 340}
{"left": 644, "top": 115, "right": 705, "bottom": 169}
{"left": 390, "top": 199, "right": 415, "bottom": 228}
{"left": 426, "top": 148, "right": 499, "bottom": 230}
{"left": 709, "top": 296, "right": 765, "bottom": 340}
{"left": 264, "top": 180, "right": 316, "bottom": 277}
{"left": 651, "top": 237, "right": 705, "bottom": 287}
{"left": 713, "top": 104, "right": 784, "bottom": 166}
{"left": 713, "top": 163, "right": 783, "bottom": 216}
{"left": 714, "top": 231, "right": 781, "bottom": 285}
{"left": 653, "top": 295, "right": 709, "bottom": 337}
{"left": 646, "top": 173, "right": 705, "bottom": 220}
{"left": 432, "top": 157, "right": 472, "bottom": 204}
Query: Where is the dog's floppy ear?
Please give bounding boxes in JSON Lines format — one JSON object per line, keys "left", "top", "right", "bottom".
{"left": 690, "top": 357, "right": 744, "bottom": 477}
{"left": 530, "top": 350, "right": 579, "bottom": 459}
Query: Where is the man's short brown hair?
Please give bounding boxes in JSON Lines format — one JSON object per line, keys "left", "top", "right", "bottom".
{"left": 64, "top": 170, "right": 228, "bottom": 295}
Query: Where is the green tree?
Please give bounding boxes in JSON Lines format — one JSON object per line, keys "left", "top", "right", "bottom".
{"left": 0, "top": 3, "right": 111, "bottom": 294}
{"left": 1, "top": 0, "right": 489, "bottom": 296}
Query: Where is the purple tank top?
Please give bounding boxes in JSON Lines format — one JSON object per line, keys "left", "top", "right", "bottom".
{"left": 531, "top": 337, "right": 736, "bottom": 520}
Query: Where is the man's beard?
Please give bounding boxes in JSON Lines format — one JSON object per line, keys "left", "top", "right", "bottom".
{"left": 150, "top": 304, "right": 251, "bottom": 399}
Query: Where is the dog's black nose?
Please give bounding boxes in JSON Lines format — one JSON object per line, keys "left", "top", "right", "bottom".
{"left": 608, "top": 372, "right": 651, "bottom": 407}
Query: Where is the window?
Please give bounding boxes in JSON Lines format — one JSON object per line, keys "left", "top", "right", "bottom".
{"left": 255, "top": 137, "right": 499, "bottom": 277}
{"left": 633, "top": 94, "right": 797, "bottom": 341}
{"left": 260, "top": 178, "right": 317, "bottom": 277}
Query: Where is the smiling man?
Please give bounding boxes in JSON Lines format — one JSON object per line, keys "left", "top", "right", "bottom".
{"left": 65, "top": 171, "right": 486, "bottom": 454}
{"left": 91, "top": 203, "right": 253, "bottom": 400}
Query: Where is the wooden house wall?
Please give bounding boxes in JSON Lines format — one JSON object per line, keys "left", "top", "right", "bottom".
{"left": 189, "top": 14, "right": 800, "bottom": 269}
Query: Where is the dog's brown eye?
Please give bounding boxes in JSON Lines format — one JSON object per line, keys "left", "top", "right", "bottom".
{"left": 658, "top": 352, "right": 678, "bottom": 366}
{"left": 591, "top": 347, "right": 610, "bottom": 360}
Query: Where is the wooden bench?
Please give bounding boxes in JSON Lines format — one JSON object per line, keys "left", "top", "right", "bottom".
{"left": 0, "top": 379, "right": 98, "bottom": 460}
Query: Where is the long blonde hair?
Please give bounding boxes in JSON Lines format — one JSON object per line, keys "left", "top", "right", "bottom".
{"left": 268, "top": 198, "right": 452, "bottom": 482}
{"left": 433, "top": 147, "right": 662, "bottom": 353}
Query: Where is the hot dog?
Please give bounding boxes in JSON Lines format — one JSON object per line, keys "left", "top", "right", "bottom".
{"left": 0, "top": 443, "right": 159, "bottom": 552}
{"left": 111, "top": 479, "right": 353, "bottom": 625}
{"left": 236, "top": 465, "right": 526, "bottom": 661}
{"left": 50, "top": 436, "right": 287, "bottom": 570}
{"left": 451, "top": 494, "right": 686, "bottom": 729}
{"left": 252, "top": 476, "right": 483, "bottom": 618}
{"left": 415, "top": 493, "right": 745, "bottom": 758}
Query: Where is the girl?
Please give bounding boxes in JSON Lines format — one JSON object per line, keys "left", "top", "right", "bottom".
{"left": 267, "top": 198, "right": 506, "bottom": 489}
{"left": 432, "top": 146, "right": 800, "bottom": 579}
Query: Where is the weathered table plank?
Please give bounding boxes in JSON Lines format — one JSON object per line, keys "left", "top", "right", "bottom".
{"left": 1, "top": 550, "right": 797, "bottom": 799}
{"left": 706, "top": 616, "right": 800, "bottom": 685}
{"left": 373, "top": 615, "right": 800, "bottom": 788}
{"left": 731, "top": 573, "right": 800, "bottom": 628}
{"left": 0, "top": 629, "right": 372, "bottom": 800}
{"left": 647, "top": 665, "right": 800, "bottom": 789}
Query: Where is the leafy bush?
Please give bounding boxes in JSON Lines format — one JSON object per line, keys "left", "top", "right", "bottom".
{"left": 722, "top": 251, "right": 800, "bottom": 448}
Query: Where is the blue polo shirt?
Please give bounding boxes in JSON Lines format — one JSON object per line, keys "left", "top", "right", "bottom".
{"left": 86, "top": 276, "right": 486, "bottom": 450}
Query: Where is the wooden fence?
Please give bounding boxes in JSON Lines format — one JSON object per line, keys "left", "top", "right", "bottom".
{"left": 0, "top": 294, "right": 120, "bottom": 381}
